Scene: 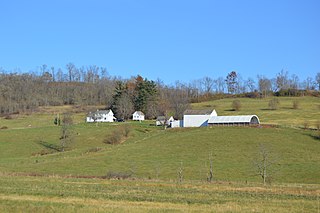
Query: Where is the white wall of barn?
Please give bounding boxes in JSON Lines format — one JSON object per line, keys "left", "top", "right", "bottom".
{"left": 183, "top": 115, "right": 212, "bottom": 127}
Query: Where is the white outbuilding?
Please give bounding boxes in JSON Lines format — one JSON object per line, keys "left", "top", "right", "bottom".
{"left": 183, "top": 109, "right": 217, "bottom": 127}
{"left": 132, "top": 111, "right": 145, "bottom": 121}
{"left": 208, "top": 115, "right": 260, "bottom": 126}
{"left": 86, "top": 109, "right": 116, "bottom": 123}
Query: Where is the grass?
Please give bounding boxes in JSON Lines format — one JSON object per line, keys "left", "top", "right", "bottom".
{"left": 0, "top": 96, "right": 319, "bottom": 211}
{"left": 0, "top": 174, "right": 319, "bottom": 212}
{"left": 192, "top": 96, "right": 320, "bottom": 128}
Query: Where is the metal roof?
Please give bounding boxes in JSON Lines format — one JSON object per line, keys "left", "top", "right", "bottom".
{"left": 208, "top": 115, "right": 260, "bottom": 124}
{"left": 184, "top": 109, "right": 215, "bottom": 115}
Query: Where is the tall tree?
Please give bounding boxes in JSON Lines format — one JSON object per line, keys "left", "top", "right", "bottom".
{"left": 315, "top": 72, "right": 320, "bottom": 91}
{"left": 258, "top": 76, "right": 272, "bottom": 98}
{"left": 225, "top": 71, "right": 238, "bottom": 94}
{"left": 60, "top": 113, "right": 74, "bottom": 152}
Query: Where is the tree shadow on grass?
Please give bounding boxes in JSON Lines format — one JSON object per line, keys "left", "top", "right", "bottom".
{"left": 303, "top": 132, "right": 320, "bottom": 141}
{"left": 224, "top": 109, "right": 236, "bottom": 112}
{"left": 36, "top": 140, "right": 62, "bottom": 152}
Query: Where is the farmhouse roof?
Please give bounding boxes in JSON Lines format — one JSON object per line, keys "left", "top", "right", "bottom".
{"left": 208, "top": 115, "right": 260, "bottom": 124}
{"left": 156, "top": 116, "right": 166, "bottom": 121}
{"left": 184, "top": 109, "right": 214, "bottom": 115}
{"left": 134, "top": 111, "right": 144, "bottom": 116}
{"left": 87, "top": 109, "right": 112, "bottom": 116}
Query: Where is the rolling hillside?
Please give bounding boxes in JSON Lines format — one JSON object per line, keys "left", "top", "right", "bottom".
{"left": 0, "top": 97, "right": 319, "bottom": 184}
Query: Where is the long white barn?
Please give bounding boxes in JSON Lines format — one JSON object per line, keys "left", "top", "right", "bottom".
{"left": 180, "top": 109, "right": 260, "bottom": 128}
{"left": 208, "top": 115, "right": 260, "bottom": 126}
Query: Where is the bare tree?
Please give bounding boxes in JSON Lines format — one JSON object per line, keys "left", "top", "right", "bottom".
{"left": 246, "top": 78, "right": 256, "bottom": 92}
{"left": 207, "top": 152, "right": 214, "bottom": 182}
{"left": 215, "top": 77, "right": 226, "bottom": 94}
{"left": 258, "top": 76, "right": 272, "bottom": 98}
{"left": 177, "top": 161, "right": 184, "bottom": 183}
{"left": 315, "top": 72, "right": 320, "bottom": 91}
{"left": 254, "top": 144, "right": 278, "bottom": 185}
{"left": 60, "top": 113, "right": 74, "bottom": 152}
{"left": 114, "top": 92, "right": 134, "bottom": 120}
{"left": 202, "top": 76, "right": 214, "bottom": 94}
{"left": 276, "top": 69, "right": 290, "bottom": 91}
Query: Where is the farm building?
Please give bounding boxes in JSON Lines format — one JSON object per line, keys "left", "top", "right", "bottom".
{"left": 156, "top": 116, "right": 174, "bottom": 126}
{"left": 132, "top": 111, "right": 145, "bottom": 121}
{"left": 183, "top": 109, "right": 217, "bottom": 127}
{"left": 208, "top": 115, "right": 260, "bottom": 126}
{"left": 86, "top": 109, "right": 116, "bottom": 123}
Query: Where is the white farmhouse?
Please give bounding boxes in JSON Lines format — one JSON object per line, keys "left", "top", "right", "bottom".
{"left": 132, "top": 111, "right": 145, "bottom": 121}
{"left": 86, "top": 109, "right": 116, "bottom": 123}
{"left": 183, "top": 109, "right": 217, "bottom": 127}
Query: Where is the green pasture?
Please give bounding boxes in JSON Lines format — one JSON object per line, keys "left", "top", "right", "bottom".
{"left": 192, "top": 96, "right": 320, "bottom": 128}
{"left": 0, "top": 120, "right": 319, "bottom": 184}
{"left": 0, "top": 96, "right": 319, "bottom": 211}
{"left": 0, "top": 175, "right": 319, "bottom": 212}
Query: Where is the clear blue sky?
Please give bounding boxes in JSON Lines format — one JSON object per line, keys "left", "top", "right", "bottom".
{"left": 0, "top": 0, "right": 319, "bottom": 84}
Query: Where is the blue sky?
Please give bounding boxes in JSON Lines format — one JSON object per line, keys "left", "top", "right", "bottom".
{"left": 0, "top": 0, "right": 319, "bottom": 84}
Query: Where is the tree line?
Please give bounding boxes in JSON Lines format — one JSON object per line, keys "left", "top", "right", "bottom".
{"left": 0, "top": 64, "right": 319, "bottom": 118}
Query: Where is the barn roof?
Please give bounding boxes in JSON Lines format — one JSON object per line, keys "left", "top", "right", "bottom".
{"left": 208, "top": 115, "right": 260, "bottom": 124}
{"left": 184, "top": 109, "right": 215, "bottom": 115}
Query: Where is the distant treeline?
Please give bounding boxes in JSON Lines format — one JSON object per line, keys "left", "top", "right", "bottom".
{"left": 0, "top": 64, "right": 319, "bottom": 118}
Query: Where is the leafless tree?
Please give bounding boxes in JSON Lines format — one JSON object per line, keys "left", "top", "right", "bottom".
{"left": 202, "top": 76, "right": 214, "bottom": 94}
{"left": 276, "top": 69, "right": 290, "bottom": 91}
{"left": 316, "top": 72, "right": 320, "bottom": 91}
{"left": 207, "top": 152, "right": 214, "bottom": 182}
{"left": 258, "top": 76, "right": 272, "bottom": 98}
{"left": 114, "top": 92, "right": 134, "bottom": 119}
{"left": 254, "top": 144, "right": 278, "bottom": 185}
{"left": 60, "top": 113, "right": 74, "bottom": 152}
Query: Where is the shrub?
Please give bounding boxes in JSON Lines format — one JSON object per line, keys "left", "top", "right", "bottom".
{"left": 292, "top": 100, "right": 300, "bottom": 109}
{"left": 104, "top": 129, "right": 123, "bottom": 145}
{"left": 303, "top": 121, "right": 309, "bottom": 130}
{"left": 268, "top": 98, "right": 280, "bottom": 110}
{"left": 0, "top": 126, "right": 8, "bottom": 130}
{"left": 85, "top": 147, "right": 102, "bottom": 153}
{"left": 122, "top": 124, "right": 132, "bottom": 137}
{"left": 232, "top": 100, "right": 241, "bottom": 111}
{"left": 316, "top": 121, "right": 320, "bottom": 131}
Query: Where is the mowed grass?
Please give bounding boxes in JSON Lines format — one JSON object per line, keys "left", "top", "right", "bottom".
{"left": 192, "top": 96, "right": 320, "bottom": 128}
{"left": 0, "top": 174, "right": 319, "bottom": 212}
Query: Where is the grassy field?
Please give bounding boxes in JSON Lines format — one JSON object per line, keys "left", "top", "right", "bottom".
{"left": 192, "top": 96, "right": 320, "bottom": 128}
{"left": 0, "top": 174, "right": 319, "bottom": 212}
{"left": 0, "top": 96, "right": 319, "bottom": 211}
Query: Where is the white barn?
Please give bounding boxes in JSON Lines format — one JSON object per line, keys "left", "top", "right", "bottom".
{"left": 132, "top": 111, "right": 145, "bottom": 121}
{"left": 208, "top": 115, "right": 260, "bottom": 126}
{"left": 86, "top": 109, "right": 116, "bottom": 123}
{"left": 183, "top": 109, "right": 217, "bottom": 127}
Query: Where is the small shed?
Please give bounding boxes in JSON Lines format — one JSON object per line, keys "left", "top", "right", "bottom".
{"left": 208, "top": 115, "right": 260, "bottom": 126}
{"left": 132, "top": 111, "right": 145, "bottom": 121}
{"left": 156, "top": 116, "right": 166, "bottom": 126}
{"left": 156, "top": 116, "right": 175, "bottom": 126}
